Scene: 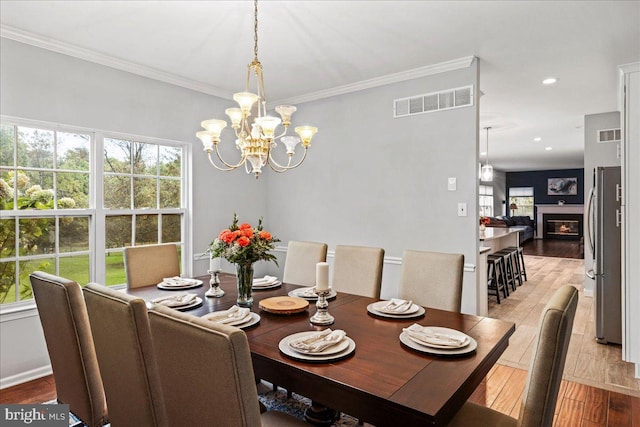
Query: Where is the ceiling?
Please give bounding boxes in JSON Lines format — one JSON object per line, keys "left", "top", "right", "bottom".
{"left": 1, "top": 1, "right": 639, "bottom": 172}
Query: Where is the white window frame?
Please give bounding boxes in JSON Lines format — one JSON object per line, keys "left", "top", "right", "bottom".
{"left": 0, "top": 116, "right": 192, "bottom": 315}
{"left": 479, "top": 184, "right": 494, "bottom": 217}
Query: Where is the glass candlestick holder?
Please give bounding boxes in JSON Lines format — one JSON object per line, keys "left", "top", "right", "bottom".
{"left": 310, "top": 289, "right": 334, "bottom": 325}
{"left": 205, "top": 269, "right": 225, "bottom": 298}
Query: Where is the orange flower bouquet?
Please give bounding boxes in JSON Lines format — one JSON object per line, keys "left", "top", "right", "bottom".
{"left": 479, "top": 216, "right": 491, "bottom": 226}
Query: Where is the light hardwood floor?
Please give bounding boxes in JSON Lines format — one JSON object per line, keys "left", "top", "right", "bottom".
{"left": 488, "top": 255, "right": 640, "bottom": 397}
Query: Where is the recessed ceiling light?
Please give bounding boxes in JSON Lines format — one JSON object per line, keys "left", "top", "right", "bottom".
{"left": 542, "top": 77, "right": 558, "bottom": 85}
{"left": 545, "top": 146, "right": 553, "bottom": 151}
{"left": 533, "top": 137, "right": 542, "bottom": 142}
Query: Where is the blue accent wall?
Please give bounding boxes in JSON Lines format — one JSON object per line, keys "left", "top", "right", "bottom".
{"left": 506, "top": 168, "right": 584, "bottom": 205}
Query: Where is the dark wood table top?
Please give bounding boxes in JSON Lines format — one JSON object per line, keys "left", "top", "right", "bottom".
{"left": 129, "top": 273, "right": 515, "bottom": 426}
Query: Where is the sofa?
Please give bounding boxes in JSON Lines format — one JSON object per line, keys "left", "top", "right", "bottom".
{"left": 485, "top": 216, "right": 535, "bottom": 243}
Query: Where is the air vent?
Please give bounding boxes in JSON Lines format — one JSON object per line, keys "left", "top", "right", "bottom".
{"left": 394, "top": 85, "right": 473, "bottom": 118}
{"left": 597, "top": 128, "right": 621, "bottom": 143}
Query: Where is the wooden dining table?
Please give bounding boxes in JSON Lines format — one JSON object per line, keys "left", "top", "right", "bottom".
{"left": 129, "top": 273, "right": 516, "bottom": 426}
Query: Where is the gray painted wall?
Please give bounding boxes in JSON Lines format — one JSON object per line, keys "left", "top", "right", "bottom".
{"left": 583, "top": 111, "right": 621, "bottom": 294}
{"left": 265, "top": 62, "right": 480, "bottom": 310}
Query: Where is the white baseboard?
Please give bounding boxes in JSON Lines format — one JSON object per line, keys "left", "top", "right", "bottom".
{"left": 0, "top": 365, "right": 52, "bottom": 390}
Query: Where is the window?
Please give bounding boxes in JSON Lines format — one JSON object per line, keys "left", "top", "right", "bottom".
{"left": 0, "top": 118, "right": 189, "bottom": 307}
{"left": 508, "top": 187, "right": 534, "bottom": 219}
{"left": 479, "top": 185, "right": 493, "bottom": 217}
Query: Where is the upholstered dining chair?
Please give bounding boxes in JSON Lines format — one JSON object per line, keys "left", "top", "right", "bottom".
{"left": 332, "top": 245, "right": 385, "bottom": 298}
{"left": 447, "top": 285, "right": 578, "bottom": 427}
{"left": 282, "top": 240, "right": 328, "bottom": 286}
{"left": 29, "top": 272, "right": 108, "bottom": 427}
{"left": 398, "top": 250, "right": 464, "bottom": 312}
{"left": 148, "top": 304, "right": 309, "bottom": 427}
{"left": 124, "top": 243, "right": 180, "bottom": 289}
{"left": 83, "top": 283, "right": 168, "bottom": 427}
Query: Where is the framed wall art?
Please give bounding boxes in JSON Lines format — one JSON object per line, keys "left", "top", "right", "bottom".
{"left": 547, "top": 177, "right": 578, "bottom": 195}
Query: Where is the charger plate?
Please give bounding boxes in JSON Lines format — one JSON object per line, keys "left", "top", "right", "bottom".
{"left": 279, "top": 332, "right": 356, "bottom": 362}
{"left": 259, "top": 296, "right": 309, "bottom": 314}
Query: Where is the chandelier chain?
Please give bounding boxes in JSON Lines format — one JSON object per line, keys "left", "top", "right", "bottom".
{"left": 253, "top": 0, "right": 259, "bottom": 62}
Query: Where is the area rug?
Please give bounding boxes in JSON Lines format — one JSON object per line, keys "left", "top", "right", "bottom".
{"left": 46, "top": 389, "right": 362, "bottom": 426}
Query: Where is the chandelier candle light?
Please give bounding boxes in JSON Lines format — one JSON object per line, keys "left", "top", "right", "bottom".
{"left": 196, "top": 0, "right": 318, "bottom": 179}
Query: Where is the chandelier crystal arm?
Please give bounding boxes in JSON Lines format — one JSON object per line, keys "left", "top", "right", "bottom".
{"left": 206, "top": 152, "right": 240, "bottom": 171}
{"left": 212, "top": 143, "right": 247, "bottom": 169}
{"left": 267, "top": 148, "right": 309, "bottom": 172}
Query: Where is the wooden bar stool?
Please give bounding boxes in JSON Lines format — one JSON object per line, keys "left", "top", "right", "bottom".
{"left": 501, "top": 247, "right": 523, "bottom": 287}
{"left": 506, "top": 246, "right": 527, "bottom": 282}
{"left": 494, "top": 250, "right": 518, "bottom": 291}
{"left": 487, "top": 255, "right": 508, "bottom": 303}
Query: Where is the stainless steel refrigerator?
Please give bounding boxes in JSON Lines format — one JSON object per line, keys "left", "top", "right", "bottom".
{"left": 586, "top": 166, "right": 622, "bottom": 344}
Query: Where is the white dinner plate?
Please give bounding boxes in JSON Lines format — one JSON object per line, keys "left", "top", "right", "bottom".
{"left": 157, "top": 279, "right": 203, "bottom": 290}
{"left": 172, "top": 297, "right": 203, "bottom": 311}
{"left": 279, "top": 332, "right": 356, "bottom": 362}
{"left": 203, "top": 309, "right": 254, "bottom": 326}
{"left": 399, "top": 331, "right": 477, "bottom": 356}
{"left": 287, "top": 288, "right": 337, "bottom": 300}
{"left": 371, "top": 300, "right": 421, "bottom": 315}
{"left": 284, "top": 331, "right": 351, "bottom": 356}
{"left": 366, "top": 303, "right": 425, "bottom": 319}
{"left": 252, "top": 281, "right": 282, "bottom": 290}
{"left": 203, "top": 311, "right": 261, "bottom": 329}
{"left": 404, "top": 326, "right": 471, "bottom": 349}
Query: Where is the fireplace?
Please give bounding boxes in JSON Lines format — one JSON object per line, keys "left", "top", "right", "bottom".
{"left": 543, "top": 214, "right": 583, "bottom": 240}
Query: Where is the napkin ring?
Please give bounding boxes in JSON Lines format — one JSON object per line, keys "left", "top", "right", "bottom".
{"left": 205, "top": 270, "right": 225, "bottom": 298}
{"left": 310, "top": 289, "right": 334, "bottom": 325}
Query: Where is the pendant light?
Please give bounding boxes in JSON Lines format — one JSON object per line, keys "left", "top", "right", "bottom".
{"left": 481, "top": 126, "right": 494, "bottom": 182}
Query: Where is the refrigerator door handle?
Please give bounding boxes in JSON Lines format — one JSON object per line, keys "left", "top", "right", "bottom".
{"left": 586, "top": 186, "right": 596, "bottom": 255}
{"left": 616, "top": 183, "right": 622, "bottom": 202}
{"left": 616, "top": 209, "right": 622, "bottom": 228}
{"left": 585, "top": 269, "right": 596, "bottom": 280}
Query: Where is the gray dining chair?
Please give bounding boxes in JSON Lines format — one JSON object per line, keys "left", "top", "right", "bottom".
{"left": 148, "top": 304, "right": 309, "bottom": 426}
{"left": 282, "top": 240, "right": 328, "bottom": 286}
{"left": 332, "top": 245, "right": 385, "bottom": 298}
{"left": 447, "top": 285, "right": 578, "bottom": 427}
{"left": 83, "top": 283, "right": 168, "bottom": 427}
{"left": 124, "top": 243, "right": 180, "bottom": 289}
{"left": 29, "top": 272, "right": 108, "bottom": 427}
{"left": 398, "top": 249, "right": 464, "bottom": 312}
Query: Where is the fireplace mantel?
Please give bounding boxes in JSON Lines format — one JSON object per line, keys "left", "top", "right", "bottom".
{"left": 535, "top": 204, "right": 584, "bottom": 238}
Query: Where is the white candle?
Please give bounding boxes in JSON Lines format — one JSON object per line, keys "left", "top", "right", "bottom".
{"left": 210, "top": 257, "right": 220, "bottom": 272}
{"left": 316, "top": 262, "right": 329, "bottom": 291}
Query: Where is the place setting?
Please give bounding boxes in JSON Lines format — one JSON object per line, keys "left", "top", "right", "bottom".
{"left": 252, "top": 275, "right": 282, "bottom": 290}
{"left": 279, "top": 328, "right": 356, "bottom": 362}
{"left": 399, "top": 324, "right": 477, "bottom": 356}
{"left": 202, "top": 305, "right": 260, "bottom": 329}
{"left": 287, "top": 286, "right": 337, "bottom": 301}
{"left": 156, "top": 276, "right": 203, "bottom": 290}
{"left": 150, "top": 292, "right": 203, "bottom": 311}
{"left": 367, "top": 298, "right": 426, "bottom": 319}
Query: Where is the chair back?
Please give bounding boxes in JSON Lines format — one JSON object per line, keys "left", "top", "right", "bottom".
{"left": 124, "top": 243, "right": 180, "bottom": 289}
{"left": 148, "top": 305, "right": 263, "bottom": 427}
{"left": 83, "top": 283, "right": 167, "bottom": 427}
{"left": 518, "top": 285, "right": 578, "bottom": 427}
{"left": 398, "top": 250, "right": 464, "bottom": 312}
{"left": 332, "top": 245, "right": 385, "bottom": 298}
{"left": 30, "top": 272, "right": 108, "bottom": 427}
{"left": 282, "top": 240, "right": 328, "bottom": 286}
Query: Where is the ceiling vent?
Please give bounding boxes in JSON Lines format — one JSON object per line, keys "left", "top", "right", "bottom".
{"left": 597, "top": 128, "right": 621, "bottom": 143}
{"left": 394, "top": 85, "right": 473, "bottom": 118}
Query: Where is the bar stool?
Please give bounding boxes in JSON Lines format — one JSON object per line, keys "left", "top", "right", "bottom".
{"left": 505, "top": 246, "right": 527, "bottom": 282}
{"left": 498, "top": 248, "right": 523, "bottom": 288}
{"left": 487, "top": 255, "right": 508, "bottom": 303}
{"left": 494, "top": 249, "right": 518, "bottom": 291}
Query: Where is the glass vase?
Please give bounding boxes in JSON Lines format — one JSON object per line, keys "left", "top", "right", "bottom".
{"left": 235, "top": 262, "right": 254, "bottom": 307}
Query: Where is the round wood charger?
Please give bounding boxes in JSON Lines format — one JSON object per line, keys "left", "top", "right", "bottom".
{"left": 259, "top": 296, "right": 309, "bottom": 314}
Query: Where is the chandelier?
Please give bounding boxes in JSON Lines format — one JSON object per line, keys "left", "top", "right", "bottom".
{"left": 196, "top": 0, "right": 318, "bottom": 179}
{"left": 481, "top": 126, "right": 494, "bottom": 182}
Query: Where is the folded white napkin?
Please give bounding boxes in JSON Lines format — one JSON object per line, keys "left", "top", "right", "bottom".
{"left": 203, "top": 305, "right": 251, "bottom": 324}
{"left": 252, "top": 275, "right": 278, "bottom": 287}
{"left": 288, "top": 329, "right": 347, "bottom": 354}
{"left": 151, "top": 293, "right": 197, "bottom": 308}
{"left": 294, "top": 287, "right": 318, "bottom": 297}
{"left": 160, "top": 276, "right": 199, "bottom": 287}
{"left": 379, "top": 298, "right": 413, "bottom": 313}
{"left": 402, "top": 324, "right": 469, "bottom": 348}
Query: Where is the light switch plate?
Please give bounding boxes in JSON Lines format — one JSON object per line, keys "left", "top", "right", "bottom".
{"left": 448, "top": 177, "right": 457, "bottom": 191}
{"left": 457, "top": 202, "right": 467, "bottom": 217}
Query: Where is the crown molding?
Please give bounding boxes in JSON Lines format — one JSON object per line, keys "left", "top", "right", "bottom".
{"left": 270, "top": 56, "right": 476, "bottom": 106}
{"left": 0, "top": 25, "right": 234, "bottom": 100}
